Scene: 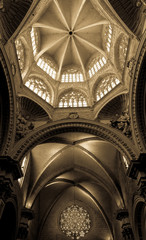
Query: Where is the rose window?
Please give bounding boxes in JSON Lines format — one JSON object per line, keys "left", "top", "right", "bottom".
{"left": 60, "top": 204, "right": 91, "bottom": 239}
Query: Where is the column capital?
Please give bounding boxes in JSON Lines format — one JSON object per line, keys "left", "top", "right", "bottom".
{"left": 127, "top": 153, "right": 146, "bottom": 179}
{"left": 116, "top": 209, "right": 129, "bottom": 221}
{"left": 0, "top": 156, "right": 23, "bottom": 180}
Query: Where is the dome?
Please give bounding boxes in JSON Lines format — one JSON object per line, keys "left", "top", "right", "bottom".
{"left": 30, "top": 0, "right": 109, "bottom": 82}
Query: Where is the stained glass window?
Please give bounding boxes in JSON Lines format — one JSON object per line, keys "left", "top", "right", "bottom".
{"left": 59, "top": 91, "right": 88, "bottom": 108}
{"left": 96, "top": 76, "right": 120, "bottom": 102}
{"left": 60, "top": 204, "right": 91, "bottom": 239}
{"left": 25, "top": 77, "right": 51, "bottom": 103}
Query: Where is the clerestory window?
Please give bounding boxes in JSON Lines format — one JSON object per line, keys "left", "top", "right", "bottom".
{"left": 96, "top": 76, "right": 120, "bottom": 101}
{"left": 25, "top": 77, "right": 51, "bottom": 104}
{"left": 59, "top": 91, "right": 88, "bottom": 108}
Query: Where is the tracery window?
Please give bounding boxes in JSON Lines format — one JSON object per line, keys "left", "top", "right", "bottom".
{"left": 30, "top": 27, "right": 39, "bottom": 56}
{"left": 15, "top": 39, "right": 25, "bottom": 71}
{"left": 59, "top": 91, "right": 88, "bottom": 108}
{"left": 37, "top": 57, "right": 57, "bottom": 80}
{"left": 61, "top": 69, "right": 84, "bottom": 83}
{"left": 25, "top": 77, "right": 51, "bottom": 103}
{"left": 60, "top": 204, "right": 91, "bottom": 239}
{"left": 96, "top": 76, "right": 120, "bottom": 101}
{"left": 118, "top": 34, "right": 128, "bottom": 70}
{"left": 104, "top": 25, "right": 113, "bottom": 52}
{"left": 88, "top": 56, "right": 107, "bottom": 78}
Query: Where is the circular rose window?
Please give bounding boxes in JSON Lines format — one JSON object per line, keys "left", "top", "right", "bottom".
{"left": 60, "top": 204, "right": 91, "bottom": 239}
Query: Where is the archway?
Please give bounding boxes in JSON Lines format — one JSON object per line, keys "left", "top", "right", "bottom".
{"left": 0, "top": 201, "right": 17, "bottom": 240}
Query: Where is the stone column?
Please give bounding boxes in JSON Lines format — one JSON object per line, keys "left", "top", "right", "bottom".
{"left": 17, "top": 207, "right": 34, "bottom": 240}
{"left": 116, "top": 209, "right": 134, "bottom": 240}
{"left": 0, "top": 156, "right": 23, "bottom": 218}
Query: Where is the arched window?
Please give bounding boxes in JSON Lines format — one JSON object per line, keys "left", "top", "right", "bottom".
{"left": 88, "top": 56, "right": 107, "bottom": 78}
{"left": 61, "top": 69, "right": 84, "bottom": 83}
{"left": 15, "top": 38, "right": 25, "bottom": 71}
{"left": 96, "top": 76, "right": 120, "bottom": 101}
{"left": 30, "top": 27, "right": 39, "bottom": 56}
{"left": 118, "top": 34, "right": 129, "bottom": 70}
{"left": 104, "top": 25, "right": 113, "bottom": 52}
{"left": 25, "top": 77, "right": 51, "bottom": 104}
{"left": 37, "top": 57, "right": 57, "bottom": 80}
{"left": 59, "top": 91, "right": 88, "bottom": 108}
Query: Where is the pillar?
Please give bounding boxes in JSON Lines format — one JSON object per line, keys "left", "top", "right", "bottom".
{"left": 17, "top": 207, "right": 34, "bottom": 240}
{"left": 0, "top": 156, "right": 23, "bottom": 218}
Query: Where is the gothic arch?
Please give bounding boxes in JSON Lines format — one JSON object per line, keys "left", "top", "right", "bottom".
{"left": 129, "top": 31, "right": 146, "bottom": 152}
{"left": 9, "top": 119, "right": 139, "bottom": 162}
{"left": 0, "top": 47, "right": 16, "bottom": 155}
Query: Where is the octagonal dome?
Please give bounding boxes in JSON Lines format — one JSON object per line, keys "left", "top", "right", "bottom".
{"left": 31, "top": 0, "right": 110, "bottom": 82}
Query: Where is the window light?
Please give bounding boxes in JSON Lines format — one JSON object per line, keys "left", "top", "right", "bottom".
{"left": 104, "top": 24, "right": 113, "bottom": 53}
{"left": 58, "top": 91, "right": 88, "bottom": 108}
{"left": 96, "top": 76, "right": 120, "bottom": 102}
{"left": 37, "top": 58, "right": 56, "bottom": 80}
{"left": 88, "top": 56, "right": 107, "bottom": 78}
{"left": 25, "top": 78, "right": 51, "bottom": 104}
{"left": 61, "top": 71, "right": 84, "bottom": 83}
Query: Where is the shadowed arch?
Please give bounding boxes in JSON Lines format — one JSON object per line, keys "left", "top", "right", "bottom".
{"left": 9, "top": 119, "right": 139, "bottom": 162}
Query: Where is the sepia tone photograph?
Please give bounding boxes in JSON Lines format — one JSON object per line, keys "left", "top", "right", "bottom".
{"left": 0, "top": 0, "right": 146, "bottom": 239}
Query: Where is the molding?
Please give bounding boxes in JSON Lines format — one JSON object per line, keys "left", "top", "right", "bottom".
{"left": 129, "top": 31, "right": 146, "bottom": 152}
{"left": 0, "top": 47, "right": 16, "bottom": 155}
{"left": 9, "top": 119, "right": 139, "bottom": 162}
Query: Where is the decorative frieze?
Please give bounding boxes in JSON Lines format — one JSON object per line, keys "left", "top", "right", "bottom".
{"left": 110, "top": 110, "right": 132, "bottom": 138}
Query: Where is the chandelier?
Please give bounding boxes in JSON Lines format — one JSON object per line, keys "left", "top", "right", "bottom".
{"left": 60, "top": 204, "right": 91, "bottom": 239}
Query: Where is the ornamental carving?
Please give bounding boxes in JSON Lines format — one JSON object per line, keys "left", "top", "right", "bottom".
{"left": 110, "top": 111, "right": 132, "bottom": 138}
{"left": 15, "top": 113, "right": 34, "bottom": 142}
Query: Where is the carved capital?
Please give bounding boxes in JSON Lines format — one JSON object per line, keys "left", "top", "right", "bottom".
{"left": 21, "top": 207, "right": 34, "bottom": 220}
{"left": 137, "top": 174, "right": 146, "bottom": 200}
{"left": 17, "top": 222, "right": 29, "bottom": 240}
{"left": 122, "top": 223, "right": 134, "bottom": 240}
{"left": 127, "top": 153, "right": 146, "bottom": 179}
{"left": 0, "top": 156, "right": 23, "bottom": 180}
{"left": 116, "top": 209, "right": 129, "bottom": 221}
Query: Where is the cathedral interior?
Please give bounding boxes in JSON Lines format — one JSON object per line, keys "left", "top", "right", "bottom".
{"left": 0, "top": 0, "right": 146, "bottom": 240}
